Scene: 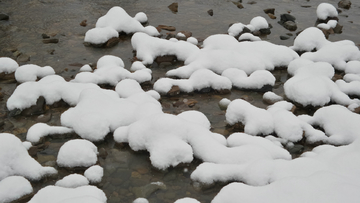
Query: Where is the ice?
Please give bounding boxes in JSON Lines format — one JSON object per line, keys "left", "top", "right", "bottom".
{"left": 0, "top": 57, "right": 19, "bottom": 74}
{"left": 15, "top": 64, "right": 55, "bottom": 83}
{"left": 84, "top": 27, "right": 119, "bottom": 44}
{"left": 84, "top": 165, "right": 103, "bottom": 184}
{"left": 94, "top": 6, "right": 159, "bottom": 36}
{"left": 55, "top": 174, "right": 89, "bottom": 188}
{"left": 28, "top": 185, "right": 107, "bottom": 203}
{"left": 72, "top": 55, "right": 151, "bottom": 86}
{"left": 57, "top": 139, "right": 98, "bottom": 168}
{"left": 0, "top": 176, "right": 33, "bottom": 203}
{"left": 26, "top": 123, "right": 73, "bottom": 143}
{"left": 316, "top": 3, "right": 338, "bottom": 20}
{"left": 0, "top": 133, "right": 57, "bottom": 181}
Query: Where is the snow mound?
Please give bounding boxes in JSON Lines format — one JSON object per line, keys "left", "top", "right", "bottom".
{"left": 316, "top": 3, "right": 338, "bottom": 20}
{"left": 134, "top": 12, "right": 148, "bottom": 23}
{"left": 131, "top": 32, "right": 200, "bottom": 65}
{"left": 133, "top": 198, "right": 149, "bottom": 203}
{"left": 84, "top": 27, "right": 119, "bottom": 44}
{"left": 238, "top": 33, "right": 261, "bottom": 42}
{"left": 55, "top": 174, "right": 89, "bottom": 188}
{"left": 222, "top": 69, "right": 275, "bottom": 89}
{"left": 72, "top": 55, "right": 151, "bottom": 85}
{"left": 174, "top": 197, "right": 201, "bottom": 203}
{"left": 0, "top": 133, "right": 57, "bottom": 181}
{"left": 343, "top": 60, "right": 360, "bottom": 82}
{"left": 15, "top": 64, "right": 55, "bottom": 83}
{"left": 336, "top": 79, "right": 360, "bottom": 97}
{"left": 284, "top": 61, "right": 357, "bottom": 107}
{"left": 228, "top": 16, "right": 269, "bottom": 36}
{"left": 317, "top": 19, "right": 337, "bottom": 30}
{"left": 95, "top": 6, "right": 159, "bottom": 36}
{"left": 79, "top": 64, "right": 92, "bottom": 72}
{"left": 7, "top": 75, "right": 106, "bottom": 111}
{"left": 28, "top": 185, "right": 107, "bottom": 203}
{"left": 84, "top": 165, "right": 103, "bottom": 184}
{"left": 0, "top": 57, "right": 19, "bottom": 74}
{"left": 263, "top": 91, "right": 283, "bottom": 104}
{"left": 291, "top": 27, "right": 330, "bottom": 52}
{"left": 57, "top": 139, "right": 98, "bottom": 168}
{"left": 0, "top": 176, "right": 33, "bottom": 203}
{"left": 26, "top": 123, "right": 73, "bottom": 143}
{"left": 61, "top": 83, "right": 162, "bottom": 141}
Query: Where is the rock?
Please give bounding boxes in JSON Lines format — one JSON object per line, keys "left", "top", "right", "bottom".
{"left": 333, "top": 23, "right": 343, "bottom": 33}
{"left": 259, "top": 28, "right": 271, "bottom": 35}
{"left": 17, "top": 53, "right": 30, "bottom": 62}
{"left": 178, "top": 30, "right": 192, "bottom": 38}
{"left": 105, "top": 37, "right": 119, "bottom": 48}
{"left": 0, "top": 13, "right": 9, "bottom": 21}
{"left": 132, "top": 182, "right": 167, "bottom": 198}
{"left": 47, "top": 49, "right": 55, "bottom": 55}
{"left": 263, "top": 8, "right": 275, "bottom": 15}
{"left": 267, "top": 13, "right": 276, "bottom": 19}
{"left": 280, "top": 35, "right": 290, "bottom": 40}
{"left": 167, "top": 85, "right": 181, "bottom": 96}
{"left": 42, "top": 38, "right": 59, "bottom": 44}
{"left": 80, "top": 20, "right": 87, "bottom": 27}
{"left": 282, "top": 21, "right": 297, "bottom": 31}
{"left": 279, "top": 13, "right": 296, "bottom": 24}
{"left": 99, "top": 148, "right": 108, "bottom": 159}
{"left": 287, "top": 144, "right": 304, "bottom": 155}
{"left": 165, "top": 32, "right": 176, "bottom": 39}
{"left": 168, "top": 2, "right": 178, "bottom": 13}
{"left": 157, "top": 25, "right": 176, "bottom": 31}
{"left": 183, "top": 99, "right": 198, "bottom": 107}
{"left": 354, "top": 106, "right": 360, "bottom": 114}
{"left": 338, "top": 0, "right": 351, "bottom": 9}
{"left": 28, "top": 146, "right": 39, "bottom": 157}
{"left": 36, "top": 112, "right": 52, "bottom": 123}
{"left": 155, "top": 55, "right": 176, "bottom": 63}
{"left": 332, "top": 73, "right": 343, "bottom": 81}
{"left": 36, "top": 153, "right": 56, "bottom": 164}
{"left": 207, "top": 9, "right": 213, "bottom": 16}
{"left": 21, "top": 96, "right": 45, "bottom": 116}
{"left": 247, "top": 1, "right": 257, "bottom": 4}
{"left": 232, "top": 2, "right": 244, "bottom": 9}
{"left": 41, "top": 33, "right": 50, "bottom": 39}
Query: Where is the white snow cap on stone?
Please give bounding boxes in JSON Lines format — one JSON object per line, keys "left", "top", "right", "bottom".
{"left": 0, "top": 133, "right": 57, "bottom": 181}
{"left": 79, "top": 64, "right": 93, "bottom": 72}
{"left": 134, "top": 12, "right": 148, "bottom": 23}
{"left": 15, "top": 64, "right": 55, "bottom": 83}
{"left": 55, "top": 174, "right": 89, "bottom": 188}
{"left": 187, "top": 37, "right": 198, "bottom": 45}
{"left": 84, "top": 27, "right": 119, "bottom": 44}
{"left": 222, "top": 69, "right": 275, "bottom": 89}
{"left": 228, "top": 23, "right": 246, "bottom": 37}
{"left": 26, "top": 123, "right": 73, "bottom": 143}
{"left": 28, "top": 185, "right": 107, "bottom": 203}
{"left": 133, "top": 198, "right": 149, "bottom": 203}
{"left": 174, "top": 197, "right": 201, "bottom": 203}
{"left": 228, "top": 16, "right": 268, "bottom": 36}
{"left": 238, "top": 33, "right": 261, "bottom": 41}
{"left": 317, "top": 19, "right": 338, "bottom": 30}
{"left": 95, "top": 6, "right": 159, "bottom": 36}
{"left": 22, "top": 141, "right": 32, "bottom": 150}
{"left": 248, "top": 16, "right": 269, "bottom": 31}
{"left": 0, "top": 176, "right": 33, "bottom": 203}
{"left": 316, "top": 3, "right": 338, "bottom": 20}
{"left": 57, "top": 139, "right": 98, "bottom": 168}
{"left": 0, "top": 57, "right": 19, "bottom": 74}
{"left": 84, "top": 165, "right": 104, "bottom": 184}
{"left": 263, "top": 91, "right": 283, "bottom": 103}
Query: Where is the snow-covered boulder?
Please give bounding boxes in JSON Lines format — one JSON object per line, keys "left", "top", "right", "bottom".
{"left": 26, "top": 123, "right": 73, "bottom": 143}
{"left": 55, "top": 174, "right": 89, "bottom": 188}
{"left": 0, "top": 57, "right": 19, "bottom": 74}
{"left": 15, "top": 64, "right": 55, "bottom": 83}
{"left": 84, "top": 165, "right": 103, "bottom": 184}
{"left": 57, "top": 139, "right": 98, "bottom": 168}
{"left": 84, "top": 27, "right": 119, "bottom": 45}
{"left": 316, "top": 3, "right": 338, "bottom": 20}
{"left": 0, "top": 176, "right": 33, "bottom": 203}
{"left": 0, "top": 133, "right": 57, "bottom": 181}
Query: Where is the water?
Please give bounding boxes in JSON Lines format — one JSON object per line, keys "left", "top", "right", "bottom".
{"left": 1, "top": 0, "right": 359, "bottom": 202}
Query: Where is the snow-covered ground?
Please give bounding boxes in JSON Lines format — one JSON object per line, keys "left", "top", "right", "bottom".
{"left": 1, "top": 2, "right": 360, "bottom": 203}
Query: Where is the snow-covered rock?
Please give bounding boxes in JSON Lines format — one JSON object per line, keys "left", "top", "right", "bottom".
{"left": 0, "top": 176, "right": 33, "bottom": 203}
{"left": 0, "top": 133, "right": 57, "bottom": 181}
{"left": 15, "top": 64, "right": 55, "bottom": 83}
{"left": 84, "top": 27, "right": 119, "bottom": 45}
{"left": 174, "top": 197, "right": 201, "bottom": 203}
{"left": 316, "top": 3, "right": 338, "bottom": 20}
{"left": 28, "top": 185, "right": 107, "bottom": 203}
{"left": 55, "top": 174, "right": 89, "bottom": 188}
{"left": 26, "top": 123, "right": 73, "bottom": 143}
{"left": 84, "top": 165, "right": 103, "bottom": 184}
{"left": 57, "top": 139, "right": 98, "bottom": 168}
{"left": 0, "top": 57, "right": 19, "bottom": 74}
{"left": 222, "top": 69, "right": 275, "bottom": 89}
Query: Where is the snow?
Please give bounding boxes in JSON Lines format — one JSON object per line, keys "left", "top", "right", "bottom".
{"left": 61, "top": 82, "right": 162, "bottom": 141}
{"left": 177, "top": 32, "right": 186, "bottom": 38}
{"left": 219, "top": 98, "right": 231, "bottom": 110}
{"left": 187, "top": 37, "right": 198, "bottom": 45}
{"left": 22, "top": 141, "right": 32, "bottom": 150}
{"left": 227, "top": 16, "right": 268, "bottom": 36}
{"left": 79, "top": 64, "right": 92, "bottom": 72}
{"left": 26, "top": 123, "right": 73, "bottom": 143}
{"left": 7, "top": 75, "right": 106, "bottom": 111}
{"left": 284, "top": 61, "right": 357, "bottom": 107}
{"left": 133, "top": 198, "right": 149, "bottom": 203}
{"left": 263, "top": 91, "right": 283, "bottom": 103}
{"left": 84, "top": 165, "right": 103, "bottom": 184}
{"left": 0, "top": 133, "right": 57, "bottom": 181}
{"left": 72, "top": 55, "right": 151, "bottom": 85}
{"left": 291, "top": 27, "right": 330, "bottom": 52}
{"left": 153, "top": 69, "right": 232, "bottom": 94}
{"left": 0, "top": 176, "right": 33, "bottom": 203}
{"left": 55, "top": 174, "right": 89, "bottom": 188}
{"left": 94, "top": 6, "right": 159, "bottom": 36}
{"left": 130, "top": 61, "right": 152, "bottom": 73}
{"left": 57, "top": 139, "right": 98, "bottom": 168}
{"left": 336, "top": 79, "right": 360, "bottom": 97}
{"left": 228, "top": 23, "right": 246, "bottom": 37}
{"left": 0, "top": 57, "right": 19, "bottom": 74}
{"left": 316, "top": 3, "right": 338, "bottom": 20}
{"left": 134, "top": 12, "right": 148, "bottom": 23}
{"left": 174, "top": 197, "right": 201, "bottom": 203}
{"left": 222, "top": 69, "right": 275, "bottom": 89}
{"left": 317, "top": 19, "right": 337, "bottom": 30}
{"left": 28, "top": 185, "right": 107, "bottom": 203}
{"left": 15, "top": 64, "right": 55, "bottom": 83}
{"left": 238, "top": 33, "right": 261, "bottom": 41}
{"left": 131, "top": 32, "right": 200, "bottom": 65}
{"left": 84, "top": 27, "right": 119, "bottom": 44}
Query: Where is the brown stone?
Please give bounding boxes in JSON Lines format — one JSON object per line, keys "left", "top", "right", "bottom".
{"left": 42, "top": 38, "right": 59, "bottom": 44}
{"left": 80, "top": 20, "right": 87, "bottom": 27}
{"left": 155, "top": 55, "right": 176, "bottom": 63}
{"left": 178, "top": 30, "right": 192, "bottom": 38}
{"left": 232, "top": 1, "right": 244, "bottom": 9}
{"left": 158, "top": 25, "right": 176, "bottom": 31}
{"left": 17, "top": 53, "right": 30, "bottom": 62}
{"left": 264, "top": 8, "right": 275, "bottom": 15}
{"left": 338, "top": 0, "right": 351, "bottom": 9}
{"left": 105, "top": 37, "right": 120, "bottom": 48}
{"left": 207, "top": 9, "right": 214, "bottom": 16}
{"left": 268, "top": 13, "right": 276, "bottom": 19}
{"left": 28, "top": 146, "right": 38, "bottom": 157}
{"left": 167, "top": 85, "right": 180, "bottom": 96}
{"left": 354, "top": 106, "right": 360, "bottom": 114}
{"left": 184, "top": 99, "right": 198, "bottom": 107}
{"left": 168, "top": 2, "right": 178, "bottom": 13}
{"left": 247, "top": 1, "right": 257, "bottom": 4}
{"left": 332, "top": 73, "right": 343, "bottom": 81}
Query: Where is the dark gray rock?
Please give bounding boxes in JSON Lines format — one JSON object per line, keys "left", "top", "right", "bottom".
{"left": 42, "top": 38, "right": 59, "bottom": 44}
{"left": 283, "top": 21, "right": 297, "bottom": 31}
{"left": 279, "top": 14, "right": 296, "bottom": 24}
{"left": 207, "top": 9, "right": 214, "bottom": 16}
{"left": 263, "top": 8, "right": 275, "bottom": 15}
{"left": 338, "top": 0, "right": 351, "bottom": 9}
{"left": 0, "top": 13, "right": 9, "bottom": 20}
{"left": 21, "top": 96, "right": 46, "bottom": 116}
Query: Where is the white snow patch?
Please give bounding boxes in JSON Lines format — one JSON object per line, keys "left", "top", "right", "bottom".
{"left": 55, "top": 174, "right": 89, "bottom": 188}
{"left": 84, "top": 165, "right": 103, "bottom": 184}
{"left": 174, "top": 197, "right": 201, "bottom": 203}
{"left": 317, "top": 19, "right": 338, "bottom": 30}
{"left": 0, "top": 176, "right": 33, "bottom": 203}
{"left": 0, "top": 57, "right": 19, "bottom": 74}
{"left": 0, "top": 133, "right": 57, "bottom": 181}
{"left": 22, "top": 141, "right": 32, "bottom": 150}
{"left": 79, "top": 64, "right": 92, "bottom": 72}
{"left": 133, "top": 198, "right": 149, "bottom": 203}
{"left": 222, "top": 69, "right": 275, "bottom": 89}
{"left": 263, "top": 91, "right": 283, "bottom": 103}
{"left": 238, "top": 33, "right": 261, "bottom": 41}
{"left": 84, "top": 27, "right": 119, "bottom": 44}
{"left": 57, "top": 139, "right": 98, "bottom": 168}
{"left": 15, "top": 64, "right": 55, "bottom": 83}
{"left": 187, "top": 37, "right": 198, "bottom": 45}
{"left": 316, "top": 3, "right": 338, "bottom": 20}
{"left": 26, "top": 123, "right": 73, "bottom": 143}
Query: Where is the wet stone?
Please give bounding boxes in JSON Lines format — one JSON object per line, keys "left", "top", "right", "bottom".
{"left": 155, "top": 55, "right": 176, "bottom": 63}
{"left": 264, "top": 8, "right": 275, "bottom": 15}
{"left": 17, "top": 53, "right": 30, "bottom": 62}
{"left": 42, "top": 38, "right": 59, "bottom": 44}
{"left": 259, "top": 28, "right": 271, "bottom": 35}
{"left": 178, "top": 30, "right": 192, "bottom": 38}
{"left": 36, "top": 112, "right": 52, "bottom": 123}
{"left": 80, "top": 19, "right": 87, "bottom": 27}
{"left": 338, "top": 0, "right": 351, "bottom": 9}
{"left": 232, "top": 2, "right": 244, "bottom": 9}
{"left": 167, "top": 85, "right": 180, "bottom": 96}
{"left": 282, "top": 21, "right": 297, "bottom": 31}
{"left": 105, "top": 37, "right": 120, "bottom": 48}
{"left": 279, "top": 13, "right": 296, "bottom": 24}
{"left": 21, "top": 96, "right": 45, "bottom": 116}
{"left": 41, "top": 33, "right": 50, "bottom": 39}
{"left": 280, "top": 35, "right": 290, "bottom": 40}
{"left": 247, "top": 1, "right": 257, "bottom": 5}
{"left": 207, "top": 9, "right": 214, "bottom": 16}
{"left": 0, "top": 13, "right": 9, "bottom": 21}
{"left": 132, "top": 182, "right": 167, "bottom": 198}
{"left": 267, "top": 13, "right": 276, "bottom": 19}
{"left": 158, "top": 25, "right": 176, "bottom": 31}
{"left": 168, "top": 2, "right": 178, "bottom": 13}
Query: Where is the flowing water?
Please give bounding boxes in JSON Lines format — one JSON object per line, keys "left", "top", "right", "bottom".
{"left": 0, "top": 0, "right": 360, "bottom": 202}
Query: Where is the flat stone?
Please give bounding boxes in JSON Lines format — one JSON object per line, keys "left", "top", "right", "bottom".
{"left": 105, "top": 37, "right": 119, "bottom": 48}
{"left": 158, "top": 25, "right": 176, "bottom": 31}
{"left": 0, "top": 13, "right": 9, "bottom": 21}
{"left": 80, "top": 20, "right": 87, "bottom": 27}
{"left": 338, "top": 0, "right": 351, "bottom": 9}
{"left": 282, "top": 21, "right": 297, "bottom": 31}
{"left": 168, "top": 2, "right": 178, "bottom": 13}
{"left": 42, "top": 38, "right": 59, "bottom": 44}
{"left": 280, "top": 35, "right": 290, "bottom": 40}
{"left": 264, "top": 8, "right": 275, "bottom": 15}
{"left": 167, "top": 85, "right": 181, "bottom": 96}
{"left": 267, "top": 13, "right": 276, "bottom": 19}
{"left": 232, "top": 2, "right": 244, "bottom": 9}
